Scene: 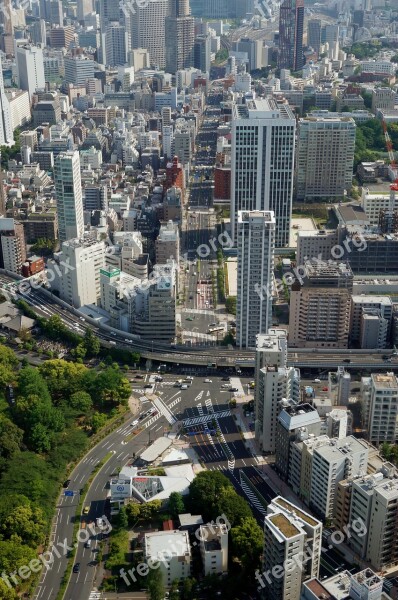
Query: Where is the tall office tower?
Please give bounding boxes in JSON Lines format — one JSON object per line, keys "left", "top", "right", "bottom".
{"left": 278, "top": 0, "right": 304, "bottom": 71}
{"left": 307, "top": 18, "right": 321, "bottom": 55}
{"left": 50, "top": 0, "right": 63, "bottom": 25}
{"left": 262, "top": 497, "right": 322, "bottom": 600}
{"left": 0, "top": 0, "right": 14, "bottom": 55}
{"left": 289, "top": 261, "right": 353, "bottom": 349}
{"left": 54, "top": 151, "right": 84, "bottom": 243}
{"left": 255, "top": 330, "right": 300, "bottom": 453}
{"left": 16, "top": 46, "right": 46, "bottom": 99}
{"left": 0, "top": 218, "right": 26, "bottom": 274}
{"left": 131, "top": 0, "right": 168, "bottom": 69}
{"left": 84, "top": 185, "right": 108, "bottom": 211}
{"left": 0, "top": 57, "right": 13, "bottom": 147}
{"left": 360, "top": 373, "right": 398, "bottom": 445}
{"left": 64, "top": 56, "right": 95, "bottom": 85}
{"left": 165, "top": 0, "right": 195, "bottom": 74}
{"left": 99, "top": 0, "right": 120, "bottom": 28}
{"left": 194, "top": 34, "right": 211, "bottom": 73}
{"left": 77, "top": 0, "right": 94, "bottom": 23}
{"left": 231, "top": 98, "right": 295, "bottom": 247}
{"left": 104, "top": 23, "right": 127, "bottom": 67}
{"left": 31, "top": 19, "right": 47, "bottom": 45}
{"left": 236, "top": 210, "right": 275, "bottom": 349}
{"left": 296, "top": 117, "right": 356, "bottom": 201}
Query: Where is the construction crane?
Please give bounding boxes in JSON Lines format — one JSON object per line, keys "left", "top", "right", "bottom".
{"left": 378, "top": 119, "right": 398, "bottom": 233}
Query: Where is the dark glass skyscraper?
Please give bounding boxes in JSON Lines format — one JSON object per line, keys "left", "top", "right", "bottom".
{"left": 278, "top": 0, "right": 305, "bottom": 71}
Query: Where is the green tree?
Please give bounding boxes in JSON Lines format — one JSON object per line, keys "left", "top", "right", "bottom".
{"left": 0, "top": 578, "right": 19, "bottom": 599}
{"left": 30, "top": 237, "right": 57, "bottom": 256}
{"left": 139, "top": 500, "right": 161, "bottom": 521}
{"left": 187, "top": 471, "right": 233, "bottom": 521}
{"left": 125, "top": 502, "right": 141, "bottom": 525}
{"left": 182, "top": 577, "right": 196, "bottom": 600}
{"left": 168, "top": 492, "right": 185, "bottom": 518}
{"left": 29, "top": 423, "right": 52, "bottom": 453}
{"left": 90, "top": 412, "right": 108, "bottom": 432}
{"left": 69, "top": 391, "right": 93, "bottom": 413}
{"left": 39, "top": 359, "right": 88, "bottom": 400}
{"left": 231, "top": 516, "right": 263, "bottom": 571}
{"left": 0, "top": 415, "right": 23, "bottom": 470}
{"left": 147, "top": 567, "right": 165, "bottom": 600}
{"left": 0, "top": 540, "right": 36, "bottom": 578}
{"left": 216, "top": 487, "right": 252, "bottom": 527}
{"left": 225, "top": 296, "right": 236, "bottom": 315}
{"left": 72, "top": 343, "right": 87, "bottom": 361}
{"left": 116, "top": 506, "right": 128, "bottom": 529}
{"left": 2, "top": 503, "right": 46, "bottom": 547}
{"left": 83, "top": 328, "right": 100, "bottom": 356}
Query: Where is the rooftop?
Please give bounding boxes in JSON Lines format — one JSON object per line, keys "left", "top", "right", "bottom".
{"left": 273, "top": 497, "right": 319, "bottom": 527}
{"left": 269, "top": 513, "right": 301, "bottom": 538}
{"left": 145, "top": 530, "right": 190, "bottom": 560}
{"left": 371, "top": 373, "right": 398, "bottom": 390}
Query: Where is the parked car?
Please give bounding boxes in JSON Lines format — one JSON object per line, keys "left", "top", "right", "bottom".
{"left": 63, "top": 479, "right": 71, "bottom": 488}
{"left": 73, "top": 563, "right": 80, "bottom": 573}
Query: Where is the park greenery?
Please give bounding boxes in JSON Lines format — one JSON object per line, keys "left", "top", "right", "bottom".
{"left": 0, "top": 343, "right": 132, "bottom": 598}
{"left": 354, "top": 119, "right": 398, "bottom": 168}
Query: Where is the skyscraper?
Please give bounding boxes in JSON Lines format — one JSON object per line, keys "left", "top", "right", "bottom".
{"left": 165, "top": 0, "right": 195, "bottom": 74}
{"left": 15, "top": 45, "right": 46, "bottom": 99}
{"left": 296, "top": 116, "right": 356, "bottom": 201}
{"left": 131, "top": 0, "right": 169, "bottom": 69}
{"left": 0, "top": 56, "right": 13, "bottom": 147}
{"left": 104, "top": 23, "right": 128, "bottom": 67}
{"left": 236, "top": 210, "right": 275, "bottom": 349}
{"left": 231, "top": 98, "right": 295, "bottom": 247}
{"left": 307, "top": 19, "right": 321, "bottom": 56}
{"left": 0, "top": 0, "right": 14, "bottom": 55}
{"left": 278, "top": 0, "right": 304, "bottom": 71}
{"left": 54, "top": 151, "right": 84, "bottom": 243}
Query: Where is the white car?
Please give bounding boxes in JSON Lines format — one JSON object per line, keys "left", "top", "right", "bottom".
{"left": 204, "top": 379, "right": 212, "bottom": 383}
{"left": 131, "top": 419, "right": 139, "bottom": 427}
{"left": 314, "top": 379, "right": 321, "bottom": 383}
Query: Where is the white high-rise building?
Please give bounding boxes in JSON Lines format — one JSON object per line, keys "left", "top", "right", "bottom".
{"left": 231, "top": 98, "right": 295, "bottom": 247}
{"left": 236, "top": 210, "right": 275, "bottom": 349}
{"left": 48, "top": 239, "right": 106, "bottom": 308}
{"left": 255, "top": 329, "right": 300, "bottom": 454}
{"left": 0, "top": 56, "right": 13, "bottom": 147}
{"left": 64, "top": 56, "right": 95, "bottom": 85}
{"left": 54, "top": 151, "right": 84, "bottom": 243}
{"left": 15, "top": 45, "right": 45, "bottom": 98}
{"left": 131, "top": 0, "right": 168, "bottom": 69}
{"left": 361, "top": 373, "right": 398, "bottom": 445}
{"left": 261, "top": 497, "right": 322, "bottom": 600}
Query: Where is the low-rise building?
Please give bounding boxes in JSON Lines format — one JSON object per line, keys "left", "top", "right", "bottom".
{"left": 199, "top": 524, "right": 228, "bottom": 576}
{"left": 144, "top": 531, "right": 191, "bottom": 587}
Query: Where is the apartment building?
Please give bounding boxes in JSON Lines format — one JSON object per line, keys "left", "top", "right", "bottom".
{"left": 371, "top": 88, "right": 396, "bottom": 112}
{"left": 296, "top": 229, "right": 338, "bottom": 265}
{"left": 350, "top": 295, "right": 393, "bottom": 346}
{"left": 236, "top": 210, "right": 275, "bottom": 349}
{"left": 361, "top": 373, "right": 398, "bottom": 445}
{"left": 54, "top": 150, "right": 84, "bottom": 243}
{"left": 276, "top": 402, "right": 321, "bottom": 481}
{"left": 361, "top": 190, "right": 398, "bottom": 226}
{"left": 310, "top": 436, "right": 369, "bottom": 520}
{"left": 199, "top": 524, "right": 228, "bottom": 576}
{"left": 144, "top": 530, "right": 191, "bottom": 587}
{"left": 296, "top": 117, "right": 355, "bottom": 201}
{"left": 64, "top": 56, "right": 94, "bottom": 85}
{"left": 289, "top": 262, "right": 353, "bottom": 349}
{"left": 0, "top": 218, "right": 26, "bottom": 274}
{"left": 255, "top": 331, "right": 300, "bottom": 454}
{"left": 262, "top": 498, "right": 322, "bottom": 600}
{"left": 289, "top": 435, "right": 330, "bottom": 502}
{"left": 155, "top": 221, "right": 180, "bottom": 265}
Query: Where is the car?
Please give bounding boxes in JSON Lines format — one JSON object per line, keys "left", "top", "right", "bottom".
{"left": 131, "top": 419, "right": 139, "bottom": 426}
{"left": 229, "top": 387, "right": 238, "bottom": 392}
{"left": 144, "top": 384, "right": 153, "bottom": 389}
{"left": 314, "top": 379, "right": 321, "bottom": 383}
{"left": 135, "top": 374, "right": 144, "bottom": 379}
{"left": 322, "top": 387, "right": 328, "bottom": 391}
{"left": 63, "top": 479, "right": 71, "bottom": 488}
{"left": 210, "top": 322, "right": 217, "bottom": 327}
{"left": 73, "top": 563, "right": 80, "bottom": 573}
{"left": 343, "top": 359, "right": 351, "bottom": 363}
{"left": 204, "top": 379, "right": 212, "bottom": 383}
{"left": 189, "top": 295, "right": 193, "bottom": 299}
{"left": 79, "top": 317, "right": 85, "bottom": 322}
{"left": 155, "top": 376, "right": 163, "bottom": 382}
{"left": 382, "top": 355, "right": 390, "bottom": 360}
{"left": 181, "top": 384, "right": 188, "bottom": 389}
{"left": 85, "top": 540, "right": 92, "bottom": 549}
{"left": 139, "top": 414, "right": 146, "bottom": 420}
{"left": 221, "top": 377, "right": 229, "bottom": 381}
{"left": 83, "top": 505, "right": 90, "bottom": 515}
{"left": 186, "top": 316, "right": 194, "bottom": 321}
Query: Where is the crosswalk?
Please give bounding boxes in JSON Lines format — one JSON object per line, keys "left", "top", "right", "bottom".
{"left": 152, "top": 396, "right": 177, "bottom": 425}
{"left": 183, "top": 410, "right": 231, "bottom": 426}
{"left": 89, "top": 592, "right": 101, "bottom": 600}
{"left": 240, "top": 478, "right": 267, "bottom": 515}
{"left": 169, "top": 397, "right": 181, "bottom": 410}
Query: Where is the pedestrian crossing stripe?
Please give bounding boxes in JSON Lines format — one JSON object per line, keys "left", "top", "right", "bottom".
{"left": 183, "top": 410, "right": 231, "bottom": 426}
{"left": 240, "top": 479, "right": 267, "bottom": 515}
